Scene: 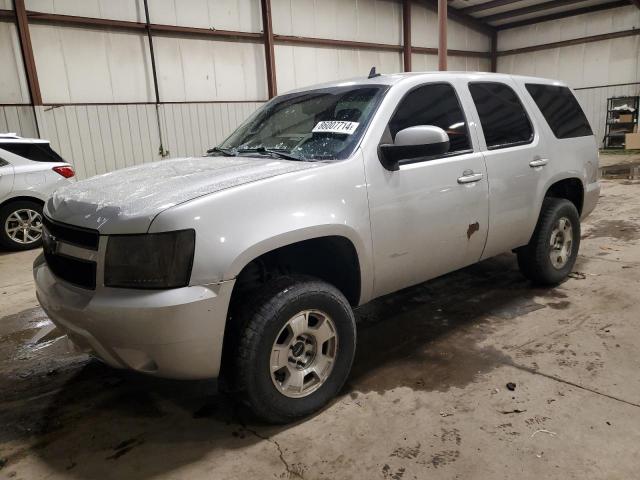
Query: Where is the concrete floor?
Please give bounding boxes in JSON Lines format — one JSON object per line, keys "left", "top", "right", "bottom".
{"left": 1, "top": 163, "right": 640, "bottom": 479}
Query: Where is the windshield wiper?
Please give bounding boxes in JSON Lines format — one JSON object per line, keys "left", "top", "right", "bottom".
{"left": 236, "top": 147, "right": 304, "bottom": 162}
{"left": 206, "top": 146, "right": 236, "bottom": 157}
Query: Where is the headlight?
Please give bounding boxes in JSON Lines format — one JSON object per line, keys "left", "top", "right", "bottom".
{"left": 105, "top": 230, "right": 195, "bottom": 289}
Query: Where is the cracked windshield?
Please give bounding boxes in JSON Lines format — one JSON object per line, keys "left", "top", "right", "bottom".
{"left": 211, "top": 85, "right": 388, "bottom": 161}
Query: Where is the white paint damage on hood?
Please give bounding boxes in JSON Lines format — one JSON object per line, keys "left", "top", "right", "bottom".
{"left": 45, "top": 156, "right": 317, "bottom": 233}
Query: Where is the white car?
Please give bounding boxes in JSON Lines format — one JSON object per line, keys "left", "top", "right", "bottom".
{"left": 0, "top": 134, "right": 75, "bottom": 250}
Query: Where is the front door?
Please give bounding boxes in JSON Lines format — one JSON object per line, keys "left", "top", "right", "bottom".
{"left": 364, "top": 81, "right": 489, "bottom": 298}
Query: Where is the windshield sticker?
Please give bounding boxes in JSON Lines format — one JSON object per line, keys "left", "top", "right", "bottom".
{"left": 312, "top": 121, "right": 360, "bottom": 135}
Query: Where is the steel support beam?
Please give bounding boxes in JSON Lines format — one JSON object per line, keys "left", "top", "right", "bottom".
{"left": 274, "top": 35, "right": 400, "bottom": 52}
{"left": 403, "top": 0, "right": 412, "bottom": 72}
{"left": 260, "top": 0, "right": 277, "bottom": 98}
{"left": 438, "top": 0, "right": 447, "bottom": 71}
{"left": 490, "top": 31, "right": 498, "bottom": 72}
{"left": 497, "top": 1, "right": 631, "bottom": 30}
{"left": 14, "top": 0, "right": 41, "bottom": 106}
{"left": 422, "top": 0, "right": 495, "bottom": 36}
{"left": 460, "top": 0, "right": 525, "bottom": 14}
{"left": 482, "top": 0, "right": 588, "bottom": 23}
{"left": 497, "top": 28, "right": 640, "bottom": 56}
{"left": 0, "top": 8, "right": 14, "bottom": 21}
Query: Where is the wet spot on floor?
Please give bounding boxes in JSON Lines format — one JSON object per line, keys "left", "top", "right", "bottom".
{"left": 547, "top": 301, "right": 571, "bottom": 310}
{"left": 585, "top": 219, "right": 640, "bottom": 241}
{"left": 600, "top": 162, "right": 640, "bottom": 180}
{"left": 350, "top": 256, "right": 545, "bottom": 394}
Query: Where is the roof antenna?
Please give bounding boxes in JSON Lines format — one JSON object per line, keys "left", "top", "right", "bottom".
{"left": 368, "top": 66, "right": 381, "bottom": 79}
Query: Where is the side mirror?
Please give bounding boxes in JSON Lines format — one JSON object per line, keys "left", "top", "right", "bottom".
{"left": 378, "top": 125, "right": 450, "bottom": 171}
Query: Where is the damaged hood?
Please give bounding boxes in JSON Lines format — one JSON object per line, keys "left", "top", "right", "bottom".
{"left": 46, "top": 156, "right": 317, "bottom": 233}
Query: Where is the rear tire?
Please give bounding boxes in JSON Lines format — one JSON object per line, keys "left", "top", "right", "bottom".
{"left": 0, "top": 200, "right": 44, "bottom": 251}
{"left": 234, "top": 275, "right": 356, "bottom": 424}
{"left": 517, "top": 197, "right": 580, "bottom": 285}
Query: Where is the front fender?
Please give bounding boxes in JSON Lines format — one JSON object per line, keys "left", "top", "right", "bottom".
{"left": 149, "top": 153, "right": 375, "bottom": 304}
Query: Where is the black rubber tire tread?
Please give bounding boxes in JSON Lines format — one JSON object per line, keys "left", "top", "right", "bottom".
{"left": 517, "top": 197, "right": 580, "bottom": 285}
{"left": 0, "top": 200, "right": 43, "bottom": 251}
{"left": 234, "top": 274, "right": 356, "bottom": 424}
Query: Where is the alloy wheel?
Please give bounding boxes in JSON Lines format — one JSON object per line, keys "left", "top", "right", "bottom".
{"left": 549, "top": 216, "right": 573, "bottom": 269}
{"left": 270, "top": 309, "right": 338, "bottom": 398}
{"left": 5, "top": 208, "right": 43, "bottom": 245}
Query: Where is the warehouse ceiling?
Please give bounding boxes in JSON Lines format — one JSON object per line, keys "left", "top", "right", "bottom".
{"left": 448, "top": 0, "right": 638, "bottom": 29}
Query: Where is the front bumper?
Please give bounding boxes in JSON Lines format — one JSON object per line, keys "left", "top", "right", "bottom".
{"left": 33, "top": 254, "right": 235, "bottom": 379}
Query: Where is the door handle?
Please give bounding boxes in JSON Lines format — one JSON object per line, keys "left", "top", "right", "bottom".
{"left": 529, "top": 158, "right": 548, "bottom": 168}
{"left": 457, "top": 170, "right": 484, "bottom": 184}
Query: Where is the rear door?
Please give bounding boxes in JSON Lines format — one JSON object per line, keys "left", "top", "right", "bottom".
{"left": 464, "top": 79, "right": 549, "bottom": 259}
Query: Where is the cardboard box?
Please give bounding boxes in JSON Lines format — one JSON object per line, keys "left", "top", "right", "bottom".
{"left": 626, "top": 133, "right": 640, "bottom": 149}
{"left": 618, "top": 114, "right": 634, "bottom": 123}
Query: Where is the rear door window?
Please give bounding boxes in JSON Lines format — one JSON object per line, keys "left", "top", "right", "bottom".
{"left": 469, "top": 82, "right": 533, "bottom": 149}
{"left": 525, "top": 84, "right": 593, "bottom": 139}
{"left": 0, "top": 143, "right": 65, "bottom": 163}
{"left": 388, "top": 83, "right": 472, "bottom": 155}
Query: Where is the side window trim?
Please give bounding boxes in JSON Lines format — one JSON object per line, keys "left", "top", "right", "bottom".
{"left": 382, "top": 81, "right": 475, "bottom": 166}
{"left": 468, "top": 80, "right": 535, "bottom": 151}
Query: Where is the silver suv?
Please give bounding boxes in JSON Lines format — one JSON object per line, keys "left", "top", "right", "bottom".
{"left": 34, "top": 72, "right": 599, "bottom": 423}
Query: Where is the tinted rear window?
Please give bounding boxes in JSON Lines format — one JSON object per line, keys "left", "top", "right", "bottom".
{"left": 469, "top": 82, "right": 533, "bottom": 149}
{"left": 525, "top": 84, "right": 593, "bottom": 139}
{"left": 0, "top": 143, "right": 65, "bottom": 163}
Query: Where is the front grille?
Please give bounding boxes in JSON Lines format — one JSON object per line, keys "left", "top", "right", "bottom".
{"left": 44, "top": 251, "right": 97, "bottom": 290}
{"left": 42, "top": 216, "right": 99, "bottom": 290}
{"left": 42, "top": 215, "right": 99, "bottom": 250}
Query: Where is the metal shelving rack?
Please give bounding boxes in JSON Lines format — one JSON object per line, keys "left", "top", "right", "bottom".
{"left": 603, "top": 96, "right": 639, "bottom": 149}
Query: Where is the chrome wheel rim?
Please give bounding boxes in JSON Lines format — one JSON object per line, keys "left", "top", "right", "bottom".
{"left": 5, "top": 208, "right": 42, "bottom": 245}
{"left": 549, "top": 216, "right": 573, "bottom": 269}
{"left": 270, "top": 309, "right": 338, "bottom": 398}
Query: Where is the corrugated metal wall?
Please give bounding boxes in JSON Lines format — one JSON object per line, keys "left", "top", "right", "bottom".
{"left": 496, "top": 5, "right": 640, "bottom": 147}
{"left": 575, "top": 84, "right": 640, "bottom": 147}
{"left": 0, "top": 106, "right": 38, "bottom": 138}
{"left": 157, "top": 102, "right": 263, "bottom": 159}
{"left": 3, "top": 0, "right": 492, "bottom": 178}
{"left": 32, "top": 102, "right": 263, "bottom": 179}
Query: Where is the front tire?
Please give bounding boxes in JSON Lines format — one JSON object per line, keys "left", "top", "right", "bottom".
{"left": 0, "top": 200, "right": 44, "bottom": 251}
{"left": 517, "top": 197, "right": 580, "bottom": 285}
{"left": 235, "top": 275, "right": 356, "bottom": 423}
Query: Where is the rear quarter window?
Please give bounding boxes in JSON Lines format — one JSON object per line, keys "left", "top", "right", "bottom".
{"left": 525, "top": 84, "right": 593, "bottom": 139}
{"left": 0, "top": 142, "right": 65, "bottom": 163}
